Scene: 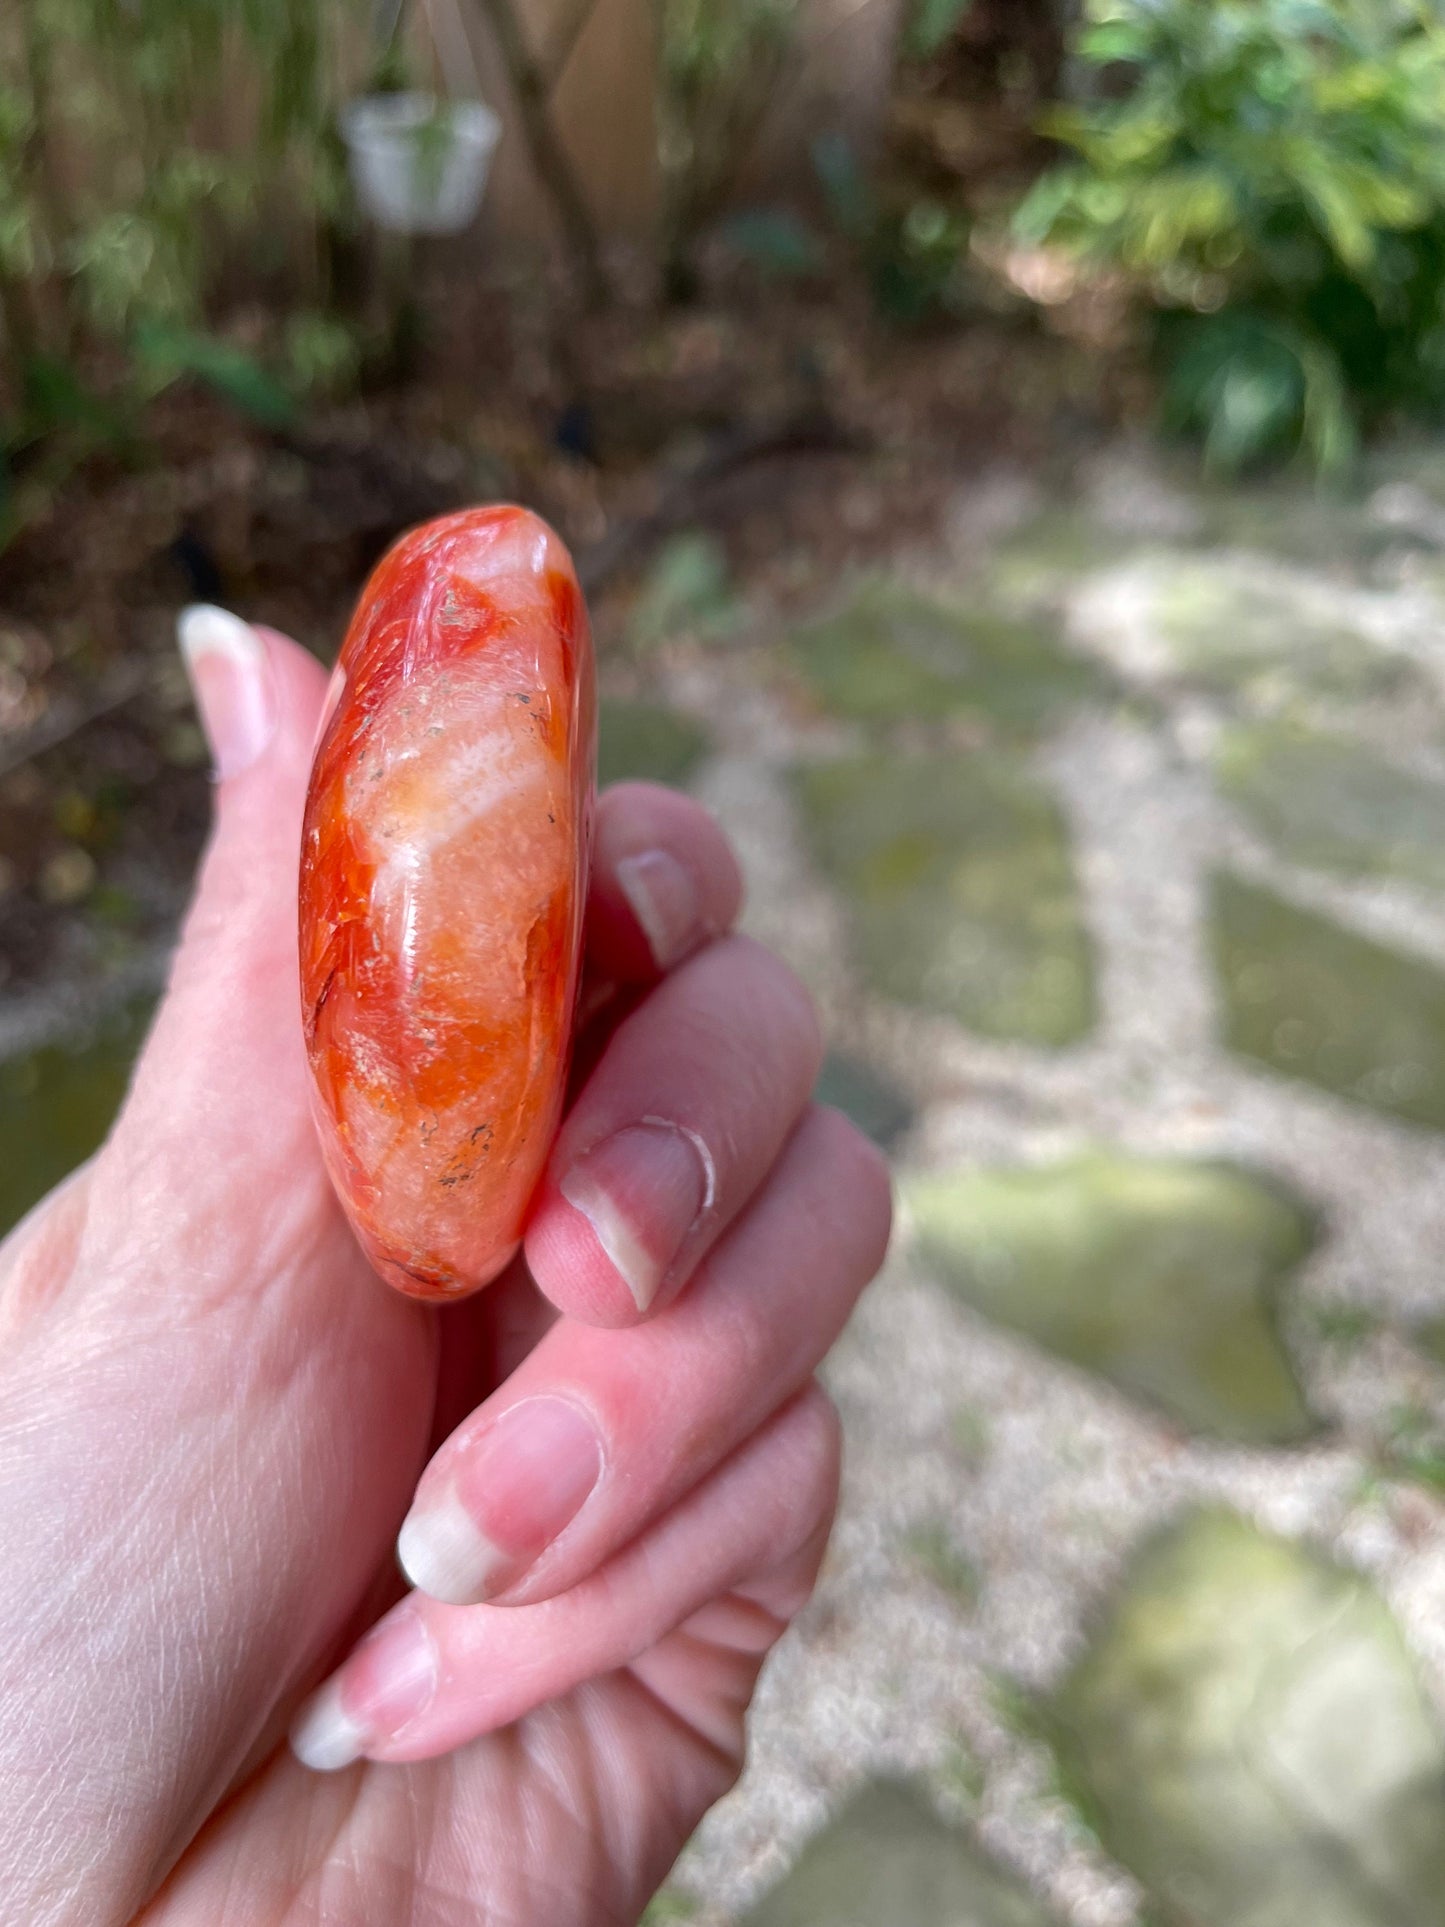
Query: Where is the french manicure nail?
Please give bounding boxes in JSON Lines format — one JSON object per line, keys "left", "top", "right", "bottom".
{"left": 616, "top": 848, "right": 703, "bottom": 969}
{"left": 398, "top": 1395, "right": 604, "bottom": 1606}
{"left": 312, "top": 657, "right": 347, "bottom": 755}
{"left": 289, "top": 1606, "right": 437, "bottom": 1772}
{"left": 560, "top": 1119, "right": 713, "bottom": 1312}
{"left": 177, "top": 603, "right": 277, "bottom": 782}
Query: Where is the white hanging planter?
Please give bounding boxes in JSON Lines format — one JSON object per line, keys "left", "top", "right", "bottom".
{"left": 341, "top": 91, "right": 502, "bottom": 237}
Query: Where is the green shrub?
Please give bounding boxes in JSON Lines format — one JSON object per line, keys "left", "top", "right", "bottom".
{"left": 659, "top": 0, "right": 798, "bottom": 286}
{"left": 1015, "top": 0, "right": 1445, "bottom": 473}
{"left": 0, "top": 0, "right": 362, "bottom": 532}
{"left": 813, "top": 131, "right": 973, "bottom": 324}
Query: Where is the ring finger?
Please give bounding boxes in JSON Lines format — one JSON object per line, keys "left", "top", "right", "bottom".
{"left": 527, "top": 933, "right": 826, "bottom": 1325}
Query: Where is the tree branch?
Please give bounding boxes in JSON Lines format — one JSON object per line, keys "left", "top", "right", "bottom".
{"left": 541, "top": 0, "right": 601, "bottom": 88}
{"left": 470, "top": 0, "right": 612, "bottom": 307}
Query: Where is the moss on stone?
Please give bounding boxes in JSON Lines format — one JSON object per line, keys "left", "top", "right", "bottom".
{"left": 789, "top": 576, "right": 1103, "bottom": 734}
{"left": 908, "top": 1153, "right": 1316, "bottom": 1444}
{"left": 1152, "top": 559, "right": 1413, "bottom": 700}
{"left": 797, "top": 751, "right": 1096, "bottom": 1046}
{"left": 906, "top": 1521, "right": 982, "bottom": 1605}
{"left": 1046, "top": 1508, "right": 1445, "bottom": 1927}
{"left": 741, "top": 1781, "right": 1057, "bottom": 1927}
{"left": 597, "top": 700, "right": 710, "bottom": 790}
{"left": 813, "top": 1051, "right": 913, "bottom": 1150}
{"left": 1216, "top": 723, "right": 1445, "bottom": 891}
{"left": 1212, "top": 873, "right": 1445, "bottom": 1131}
{"left": 0, "top": 998, "right": 153, "bottom": 1236}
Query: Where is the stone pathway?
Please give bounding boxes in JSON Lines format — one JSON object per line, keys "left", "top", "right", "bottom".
{"left": 13, "top": 445, "right": 1445, "bottom": 1925}
{"left": 637, "top": 446, "right": 1445, "bottom": 1926}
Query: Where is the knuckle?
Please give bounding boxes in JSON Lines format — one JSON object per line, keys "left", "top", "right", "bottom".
{"left": 596, "top": 777, "right": 676, "bottom": 815}
{"left": 774, "top": 966, "right": 825, "bottom": 1073}
{"left": 804, "top": 1105, "right": 895, "bottom": 1259}
{"left": 782, "top": 1382, "right": 844, "bottom": 1525}
{"left": 596, "top": 783, "right": 729, "bottom": 863}
{"left": 720, "top": 935, "right": 824, "bottom": 1070}
{"left": 665, "top": 934, "right": 824, "bottom": 1091}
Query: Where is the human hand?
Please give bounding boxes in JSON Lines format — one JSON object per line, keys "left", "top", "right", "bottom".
{"left": 0, "top": 610, "right": 892, "bottom": 1926}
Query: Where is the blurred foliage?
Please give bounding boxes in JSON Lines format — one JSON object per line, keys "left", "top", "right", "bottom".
{"left": 0, "top": 0, "right": 365, "bottom": 533}
{"left": 716, "top": 205, "right": 826, "bottom": 280}
{"left": 904, "top": 0, "right": 978, "bottom": 65}
{"left": 659, "top": 0, "right": 798, "bottom": 287}
{"left": 1015, "top": 0, "right": 1445, "bottom": 473}
{"left": 814, "top": 131, "right": 972, "bottom": 323}
{"left": 626, "top": 529, "right": 738, "bottom": 649}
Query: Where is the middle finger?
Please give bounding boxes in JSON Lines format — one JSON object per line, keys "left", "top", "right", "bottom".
{"left": 398, "top": 1103, "right": 892, "bottom": 1608}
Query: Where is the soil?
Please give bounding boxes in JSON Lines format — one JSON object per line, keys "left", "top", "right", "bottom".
{"left": 0, "top": 262, "right": 1127, "bottom": 1005}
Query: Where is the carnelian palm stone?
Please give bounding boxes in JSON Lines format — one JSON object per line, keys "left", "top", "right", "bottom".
{"left": 299, "top": 507, "right": 596, "bottom": 1300}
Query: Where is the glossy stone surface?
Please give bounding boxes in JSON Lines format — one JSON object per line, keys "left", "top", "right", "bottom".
{"left": 299, "top": 507, "right": 595, "bottom": 1300}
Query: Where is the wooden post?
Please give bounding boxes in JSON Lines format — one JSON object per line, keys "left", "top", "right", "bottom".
{"left": 455, "top": 0, "right": 660, "bottom": 265}
{"left": 472, "top": 0, "right": 613, "bottom": 302}
{"left": 743, "top": 0, "right": 907, "bottom": 197}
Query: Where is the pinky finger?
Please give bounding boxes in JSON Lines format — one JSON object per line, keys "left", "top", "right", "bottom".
{"left": 289, "top": 1386, "right": 841, "bottom": 1771}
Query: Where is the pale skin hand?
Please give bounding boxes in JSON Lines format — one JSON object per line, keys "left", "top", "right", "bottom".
{"left": 0, "top": 616, "right": 892, "bottom": 1927}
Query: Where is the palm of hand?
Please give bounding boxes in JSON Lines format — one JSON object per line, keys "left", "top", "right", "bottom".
{"left": 0, "top": 628, "right": 880, "bottom": 1927}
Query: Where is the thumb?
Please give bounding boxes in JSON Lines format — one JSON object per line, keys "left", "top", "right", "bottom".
{"left": 116, "top": 607, "right": 332, "bottom": 1177}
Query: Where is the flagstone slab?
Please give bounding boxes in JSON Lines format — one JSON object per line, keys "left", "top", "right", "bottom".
{"left": 1213, "top": 873, "right": 1445, "bottom": 1131}
{"left": 1216, "top": 723, "right": 1445, "bottom": 892}
{"left": 0, "top": 999, "right": 152, "bottom": 1237}
{"left": 909, "top": 1153, "right": 1316, "bottom": 1443}
{"left": 598, "top": 699, "right": 710, "bottom": 790}
{"left": 789, "top": 577, "right": 1103, "bottom": 734}
{"left": 1047, "top": 1508, "right": 1445, "bottom": 1927}
{"left": 741, "top": 1781, "right": 1057, "bottom": 1927}
{"left": 814, "top": 1051, "right": 914, "bottom": 1151}
{"left": 797, "top": 752, "right": 1096, "bottom": 1047}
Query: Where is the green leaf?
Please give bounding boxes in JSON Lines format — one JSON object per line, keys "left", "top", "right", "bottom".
{"left": 1010, "top": 0, "right": 1445, "bottom": 467}
{"left": 18, "top": 353, "right": 132, "bottom": 448}
{"left": 131, "top": 320, "right": 296, "bottom": 429}
{"left": 284, "top": 312, "right": 362, "bottom": 399}
{"left": 1078, "top": 21, "right": 1150, "bottom": 65}
{"left": 1011, "top": 168, "right": 1081, "bottom": 244}
{"left": 628, "top": 531, "right": 738, "bottom": 649}
{"left": 1296, "top": 336, "right": 1359, "bottom": 476}
{"left": 1161, "top": 313, "right": 1308, "bottom": 474}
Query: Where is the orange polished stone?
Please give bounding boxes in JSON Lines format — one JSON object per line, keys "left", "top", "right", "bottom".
{"left": 299, "top": 506, "right": 596, "bottom": 1300}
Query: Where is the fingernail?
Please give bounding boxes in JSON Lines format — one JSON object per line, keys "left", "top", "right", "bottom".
{"left": 289, "top": 1606, "right": 437, "bottom": 1772}
{"left": 398, "top": 1395, "right": 603, "bottom": 1606}
{"left": 312, "top": 657, "right": 347, "bottom": 755}
{"left": 560, "top": 1118, "right": 713, "bottom": 1312}
{"left": 177, "top": 604, "right": 277, "bottom": 781}
{"left": 616, "top": 849, "right": 703, "bottom": 969}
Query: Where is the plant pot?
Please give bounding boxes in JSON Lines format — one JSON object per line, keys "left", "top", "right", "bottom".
{"left": 341, "top": 91, "right": 502, "bottom": 237}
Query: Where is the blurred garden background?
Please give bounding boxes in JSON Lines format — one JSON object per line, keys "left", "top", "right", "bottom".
{"left": 9, "top": 1, "right": 1445, "bottom": 1920}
